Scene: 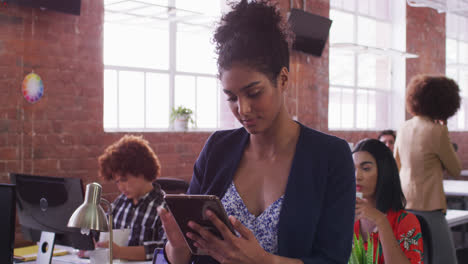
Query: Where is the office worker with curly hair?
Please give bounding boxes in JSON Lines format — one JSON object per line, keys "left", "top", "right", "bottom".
{"left": 96, "top": 135, "right": 166, "bottom": 261}
{"left": 157, "top": 1, "right": 355, "bottom": 264}
{"left": 395, "top": 74, "right": 462, "bottom": 263}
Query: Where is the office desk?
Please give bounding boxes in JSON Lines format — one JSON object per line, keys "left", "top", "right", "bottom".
{"left": 21, "top": 256, "right": 151, "bottom": 264}
{"left": 18, "top": 245, "right": 152, "bottom": 264}
{"left": 447, "top": 209, "right": 468, "bottom": 228}
{"left": 461, "top": 170, "right": 468, "bottom": 177}
{"left": 444, "top": 180, "right": 468, "bottom": 196}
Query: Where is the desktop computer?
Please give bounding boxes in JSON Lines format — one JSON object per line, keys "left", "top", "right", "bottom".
{"left": 10, "top": 173, "right": 94, "bottom": 263}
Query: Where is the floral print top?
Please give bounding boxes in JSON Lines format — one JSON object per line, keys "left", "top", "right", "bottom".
{"left": 354, "top": 210, "right": 423, "bottom": 264}
{"left": 221, "top": 182, "right": 284, "bottom": 254}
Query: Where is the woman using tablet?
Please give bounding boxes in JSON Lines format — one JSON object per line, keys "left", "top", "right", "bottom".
{"left": 158, "top": 1, "right": 355, "bottom": 263}
{"left": 353, "top": 139, "right": 423, "bottom": 264}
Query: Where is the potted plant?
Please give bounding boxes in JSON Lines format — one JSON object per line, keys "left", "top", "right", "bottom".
{"left": 170, "top": 106, "right": 194, "bottom": 131}
{"left": 348, "top": 233, "right": 379, "bottom": 264}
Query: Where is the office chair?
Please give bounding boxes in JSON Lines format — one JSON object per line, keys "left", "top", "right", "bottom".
{"left": 155, "top": 178, "right": 189, "bottom": 194}
{"left": 416, "top": 214, "right": 432, "bottom": 264}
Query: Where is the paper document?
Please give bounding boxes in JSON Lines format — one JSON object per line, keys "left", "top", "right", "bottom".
{"left": 14, "top": 245, "right": 68, "bottom": 261}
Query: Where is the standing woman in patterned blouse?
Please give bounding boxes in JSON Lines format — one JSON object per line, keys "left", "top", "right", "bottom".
{"left": 353, "top": 139, "right": 423, "bottom": 264}
{"left": 157, "top": 0, "right": 356, "bottom": 263}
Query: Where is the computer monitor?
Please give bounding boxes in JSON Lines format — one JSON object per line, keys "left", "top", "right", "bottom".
{"left": 0, "top": 184, "right": 16, "bottom": 264}
{"left": 9, "top": 173, "right": 94, "bottom": 257}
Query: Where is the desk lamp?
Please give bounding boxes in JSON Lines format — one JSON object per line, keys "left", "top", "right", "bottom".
{"left": 68, "top": 183, "right": 114, "bottom": 264}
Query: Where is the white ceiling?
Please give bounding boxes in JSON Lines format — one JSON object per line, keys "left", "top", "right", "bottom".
{"left": 104, "top": 0, "right": 219, "bottom": 28}
{"left": 407, "top": 0, "right": 468, "bottom": 16}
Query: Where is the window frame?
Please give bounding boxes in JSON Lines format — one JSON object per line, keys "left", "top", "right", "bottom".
{"left": 328, "top": 0, "right": 406, "bottom": 131}
{"left": 446, "top": 13, "right": 468, "bottom": 131}
{"left": 103, "top": 0, "right": 231, "bottom": 132}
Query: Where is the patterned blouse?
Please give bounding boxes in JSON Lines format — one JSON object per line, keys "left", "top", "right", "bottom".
{"left": 353, "top": 210, "right": 423, "bottom": 264}
{"left": 221, "top": 182, "right": 284, "bottom": 254}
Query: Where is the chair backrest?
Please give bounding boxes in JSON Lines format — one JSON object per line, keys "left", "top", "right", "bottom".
{"left": 156, "top": 178, "right": 190, "bottom": 194}
{"left": 415, "top": 214, "right": 432, "bottom": 264}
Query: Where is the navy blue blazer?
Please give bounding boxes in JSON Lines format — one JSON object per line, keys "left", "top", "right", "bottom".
{"left": 187, "top": 123, "right": 355, "bottom": 264}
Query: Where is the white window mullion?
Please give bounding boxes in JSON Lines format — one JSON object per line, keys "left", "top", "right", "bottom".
{"left": 447, "top": 14, "right": 468, "bottom": 131}
{"left": 116, "top": 70, "right": 120, "bottom": 129}
{"left": 102, "top": 0, "right": 246, "bottom": 131}
{"left": 339, "top": 88, "right": 343, "bottom": 128}
{"left": 329, "top": 3, "right": 397, "bottom": 131}
{"left": 169, "top": 0, "right": 176, "bottom": 122}
{"left": 194, "top": 76, "right": 198, "bottom": 128}
{"left": 352, "top": 5, "right": 358, "bottom": 129}
{"left": 142, "top": 71, "right": 145, "bottom": 128}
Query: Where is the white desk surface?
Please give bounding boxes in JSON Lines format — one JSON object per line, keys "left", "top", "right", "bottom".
{"left": 443, "top": 180, "right": 468, "bottom": 196}
{"left": 18, "top": 245, "right": 152, "bottom": 264}
{"left": 446, "top": 209, "right": 468, "bottom": 228}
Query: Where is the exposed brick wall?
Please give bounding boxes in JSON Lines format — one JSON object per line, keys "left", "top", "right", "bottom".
{"left": 285, "top": 0, "right": 330, "bottom": 132}
{"left": 0, "top": 1, "right": 211, "bottom": 198}
{"left": 0, "top": 0, "right": 405, "bottom": 196}
{"left": 2, "top": 0, "right": 468, "bottom": 245}
{"left": 405, "top": 4, "right": 447, "bottom": 135}
{"left": 406, "top": 5, "right": 446, "bottom": 82}
{"left": 0, "top": 0, "right": 212, "bottom": 244}
{"left": 405, "top": 5, "right": 468, "bottom": 169}
{"left": 328, "top": 3, "right": 468, "bottom": 166}
{"left": 329, "top": 131, "right": 380, "bottom": 146}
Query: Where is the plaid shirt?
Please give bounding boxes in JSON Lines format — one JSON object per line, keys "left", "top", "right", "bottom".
{"left": 111, "top": 183, "right": 166, "bottom": 260}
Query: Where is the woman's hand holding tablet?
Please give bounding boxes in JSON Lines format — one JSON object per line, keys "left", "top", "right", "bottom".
{"left": 162, "top": 194, "right": 236, "bottom": 255}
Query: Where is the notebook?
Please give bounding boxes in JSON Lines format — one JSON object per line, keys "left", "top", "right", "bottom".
{"left": 13, "top": 245, "right": 69, "bottom": 261}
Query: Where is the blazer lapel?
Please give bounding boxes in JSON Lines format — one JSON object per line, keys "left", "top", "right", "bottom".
{"left": 278, "top": 124, "right": 326, "bottom": 257}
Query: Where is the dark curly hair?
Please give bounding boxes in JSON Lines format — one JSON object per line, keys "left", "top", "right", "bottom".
{"left": 98, "top": 135, "right": 161, "bottom": 182}
{"left": 406, "top": 74, "right": 461, "bottom": 120}
{"left": 213, "top": 0, "right": 293, "bottom": 84}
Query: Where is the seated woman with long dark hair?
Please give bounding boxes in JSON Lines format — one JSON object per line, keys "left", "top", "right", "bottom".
{"left": 353, "top": 139, "right": 423, "bottom": 264}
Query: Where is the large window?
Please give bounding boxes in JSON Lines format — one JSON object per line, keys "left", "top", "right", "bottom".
{"left": 103, "top": 0, "right": 236, "bottom": 131}
{"left": 328, "top": 0, "right": 406, "bottom": 130}
{"left": 446, "top": 13, "right": 468, "bottom": 130}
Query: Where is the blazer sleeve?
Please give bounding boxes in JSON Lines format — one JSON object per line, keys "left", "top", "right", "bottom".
{"left": 438, "top": 125, "right": 461, "bottom": 178}
{"left": 300, "top": 139, "right": 356, "bottom": 264}
{"left": 394, "top": 136, "right": 401, "bottom": 171}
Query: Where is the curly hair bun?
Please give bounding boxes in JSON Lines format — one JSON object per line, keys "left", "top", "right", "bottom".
{"left": 214, "top": 0, "right": 293, "bottom": 82}
{"left": 218, "top": 0, "right": 283, "bottom": 39}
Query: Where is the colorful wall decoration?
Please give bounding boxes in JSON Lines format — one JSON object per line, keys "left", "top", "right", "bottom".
{"left": 22, "top": 72, "right": 44, "bottom": 103}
